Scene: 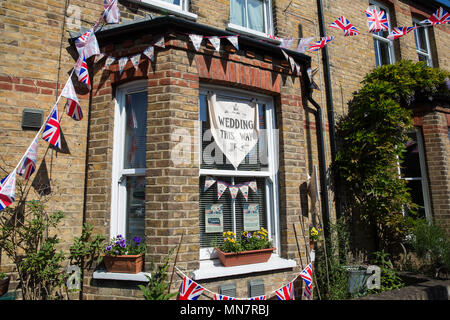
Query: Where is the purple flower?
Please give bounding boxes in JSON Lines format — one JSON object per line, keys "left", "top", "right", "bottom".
{"left": 133, "top": 236, "right": 141, "bottom": 245}
{"left": 106, "top": 245, "right": 112, "bottom": 251}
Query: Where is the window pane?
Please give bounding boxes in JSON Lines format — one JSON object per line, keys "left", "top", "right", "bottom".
{"left": 161, "top": 0, "right": 181, "bottom": 5}
{"left": 126, "top": 175, "right": 146, "bottom": 241}
{"left": 379, "top": 40, "right": 391, "bottom": 65}
{"left": 406, "top": 180, "right": 426, "bottom": 219}
{"left": 230, "top": 0, "right": 246, "bottom": 27}
{"left": 123, "top": 91, "right": 147, "bottom": 169}
{"left": 247, "top": 0, "right": 265, "bottom": 32}
{"left": 416, "top": 27, "right": 428, "bottom": 52}
{"left": 401, "top": 132, "right": 421, "bottom": 178}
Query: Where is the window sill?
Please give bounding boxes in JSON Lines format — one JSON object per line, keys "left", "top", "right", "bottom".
{"left": 192, "top": 254, "right": 296, "bottom": 281}
{"left": 226, "top": 23, "right": 281, "bottom": 45}
{"left": 129, "top": 0, "right": 198, "bottom": 21}
{"left": 93, "top": 269, "right": 151, "bottom": 282}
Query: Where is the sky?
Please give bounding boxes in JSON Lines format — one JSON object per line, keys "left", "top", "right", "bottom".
{"left": 434, "top": 0, "right": 450, "bottom": 8}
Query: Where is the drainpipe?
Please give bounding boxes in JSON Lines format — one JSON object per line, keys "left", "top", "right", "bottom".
{"left": 316, "top": 0, "right": 342, "bottom": 220}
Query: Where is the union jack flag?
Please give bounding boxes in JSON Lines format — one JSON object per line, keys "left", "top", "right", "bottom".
{"left": 61, "top": 79, "right": 82, "bottom": 121}
{"left": 104, "top": 0, "right": 120, "bottom": 24}
{"left": 307, "top": 36, "right": 335, "bottom": 52}
{"left": 275, "top": 281, "right": 294, "bottom": 300}
{"left": 329, "top": 16, "right": 360, "bottom": 36}
{"left": 249, "top": 295, "right": 266, "bottom": 300}
{"left": 18, "top": 137, "right": 38, "bottom": 180}
{"left": 75, "top": 30, "right": 99, "bottom": 59}
{"left": 42, "top": 105, "right": 61, "bottom": 149}
{"left": 421, "top": 7, "right": 450, "bottom": 25}
{"left": 300, "top": 263, "right": 313, "bottom": 299}
{"left": 364, "top": 7, "right": 389, "bottom": 33}
{"left": 213, "top": 294, "right": 236, "bottom": 300}
{"left": 75, "top": 53, "right": 91, "bottom": 89}
{"left": 178, "top": 276, "right": 204, "bottom": 300}
{"left": 387, "top": 26, "right": 417, "bottom": 40}
{"left": 0, "top": 170, "right": 16, "bottom": 212}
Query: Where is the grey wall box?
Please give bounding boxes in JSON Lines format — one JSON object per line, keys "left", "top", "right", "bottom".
{"left": 22, "top": 109, "right": 44, "bottom": 130}
{"left": 248, "top": 279, "right": 264, "bottom": 298}
{"left": 219, "top": 283, "right": 236, "bottom": 298}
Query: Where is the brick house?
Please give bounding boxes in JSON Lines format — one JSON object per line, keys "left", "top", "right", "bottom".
{"left": 0, "top": 0, "right": 448, "bottom": 300}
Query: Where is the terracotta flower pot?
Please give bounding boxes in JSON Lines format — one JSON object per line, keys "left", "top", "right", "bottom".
{"left": 0, "top": 276, "right": 10, "bottom": 297}
{"left": 216, "top": 247, "right": 275, "bottom": 267}
{"left": 103, "top": 254, "right": 144, "bottom": 274}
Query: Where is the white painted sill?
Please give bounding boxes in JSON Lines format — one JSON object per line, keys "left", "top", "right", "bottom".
{"left": 226, "top": 23, "right": 281, "bottom": 45}
{"left": 93, "top": 270, "right": 151, "bottom": 282}
{"left": 129, "top": 0, "right": 198, "bottom": 21}
{"left": 192, "top": 254, "right": 296, "bottom": 281}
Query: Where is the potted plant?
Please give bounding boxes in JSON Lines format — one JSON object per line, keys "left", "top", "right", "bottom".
{"left": 215, "top": 228, "right": 275, "bottom": 267}
{"left": 0, "top": 272, "right": 9, "bottom": 297}
{"left": 102, "top": 235, "right": 146, "bottom": 274}
{"left": 309, "top": 224, "right": 322, "bottom": 250}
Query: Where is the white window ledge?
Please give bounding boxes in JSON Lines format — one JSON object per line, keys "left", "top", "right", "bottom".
{"left": 226, "top": 23, "right": 281, "bottom": 45}
{"left": 129, "top": 0, "right": 198, "bottom": 21}
{"left": 93, "top": 269, "right": 151, "bottom": 282}
{"left": 192, "top": 254, "right": 296, "bottom": 281}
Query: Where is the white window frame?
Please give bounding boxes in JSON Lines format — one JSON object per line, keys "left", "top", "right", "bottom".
{"left": 413, "top": 19, "right": 433, "bottom": 67}
{"left": 369, "top": 1, "right": 395, "bottom": 66}
{"left": 398, "top": 128, "right": 432, "bottom": 222}
{"left": 129, "top": 0, "right": 198, "bottom": 21}
{"left": 110, "top": 80, "right": 148, "bottom": 238}
{"left": 198, "top": 85, "right": 280, "bottom": 260}
{"left": 227, "top": 0, "right": 280, "bottom": 44}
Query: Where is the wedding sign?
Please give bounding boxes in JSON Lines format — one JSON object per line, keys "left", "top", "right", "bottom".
{"left": 207, "top": 93, "right": 259, "bottom": 168}
{"left": 205, "top": 204, "right": 223, "bottom": 233}
{"left": 243, "top": 203, "right": 260, "bottom": 231}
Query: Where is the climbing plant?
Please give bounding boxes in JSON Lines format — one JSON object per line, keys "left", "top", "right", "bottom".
{"left": 335, "top": 60, "right": 449, "bottom": 250}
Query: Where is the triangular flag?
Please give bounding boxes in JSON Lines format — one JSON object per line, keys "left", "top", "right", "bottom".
{"left": 154, "top": 36, "right": 165, "bottom": 48}
{"left": 118, "top": 56, "right": 128, "bottom": 75}
{"left": 189, "top": 34, "right": 203, "bottom": 51}
{"left": 329, "top": 16, "right": 360, "bottom": 36}
{"left": 104, "top": 0, "right": 120, "bottom": 24}
{"left": 249, "top": 295, "right": 266, "bottom": 300}
{"left": 130, "top": 53, "right": 141, "bottom": 70}
{"left": 18, "top": 137, "right": 38, "bottom": 180}
{"left": 94, "top": 53, "right": 106, "bottom": 64}
{"left": 217, "top": 181, "right": 228, "bottom": 199}
{"left": 248, "top": 180, "right": 258, "bottom": 193}
{"left": 178, "top": 276, "right": 204, "bottom": 300}
{"left": 204, "top": 176, "right": 216, "bottom": 192}
{"left": 61, "top": 78, "right": 83, "bottom": 121}
{"left": 420, "top": 7, "right": 450, "bottom": 25}
{"left": 364, "top": 6, "right": 390, "bottom": 33}
{"left": 300, "top": 263, "right": 313, "bottom": 299}
{"left": 42, "top": 104, "right": 61, "bottom": 149}
{"left": 75, "top": 30, "right": 100, "bottom": 59}
{"left": 104, "top": 56, "right": 116, "bottom": 69}
{"left": 208, "top": 36, "right": 221, "bottom": 51}
{"left": 0, "top": 170, "right": 16, "bottom": 211}
{"left": 228, "top": 185, "right": 239, "bottom": 199}
{"left": 143, "top": 46, "right": 155, "bottom": 62}
{"left": 239, "top": 183, "right": 249, "bottom": 201}
{"left": 296, "top": 37, "right": 314, "bottom": 53}
{"left": 213, "top": 294, "right": 236, "bottom": 300}
{"left": 74, "top": 52, "right": 91, "bottom": 89}
{"left": 387, "top": 26, "right": 417, "bottom": 40}
{"left": 227, "top": 36, "right": 239, "bottom": 50}
{"left": 275, "top": 281, "right": 295, "bottom": 300}
{"left": 280, "top": 38, "right": 294, "bottom": 49}
{"left": 307, "top": 36, "right": 335, "bottom": 52}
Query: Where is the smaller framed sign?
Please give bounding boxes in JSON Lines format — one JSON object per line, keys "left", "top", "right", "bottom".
{"left": 205, "top": 204, "right": 223, "bottom": 233}
{"left": 243, "top": 203, "right": 260, "bottom": 231}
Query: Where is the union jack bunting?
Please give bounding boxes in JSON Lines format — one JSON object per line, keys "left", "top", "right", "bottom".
{"left": 75, "top": 30, "right": 100, "bottom": 59}
{"left": 75, "top": 53, "right": 91, "bottom": 89}
{"left": 18, "top": 137, "right": 38, "bottom": 180}
{"left": 104, "top": 0, "right": 120, "bottom": 24}
{"left": 61, "top": 79, "right": 82, "bottom": 121}
{"left": 213, "top": 294, "right": 236, "bottom": 300}
{"left": 307, "top": 36, "right": 335, "bottom": 52}
{"left": 364, "top": 7, "right": 390, "bottom": 33}
{"left": 249, "top": 295, "right": 266, "bottom": 300}
{"left": 300, "top": 263, "right": 313, "bottom": 299}
{"left": 329, "top": 16, "right": 360, "bottom": 36}
{"left": 387, "top": 26, "right": 417, "bottom": 40}
{"left": 421, "top": 7, "right": 450, "bottom": 25}
{"left": 178, "top": 276, "right": 204, "bottom": 300}
{"left": 275, "top": 281, "right": 294, "bottom": 300}
{"left": 0, "top": 170, "right": 16, "bottom": 212}
{"left": 42, "top": 105, "right": 61, "bottom": 149}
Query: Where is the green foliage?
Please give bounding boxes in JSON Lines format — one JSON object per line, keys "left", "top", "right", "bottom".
{"left": 104, "top": 234, "right": 146, "bottom": 256}
{"left": 406, "top": 219, "right": 450, "bottom": 276}
{"left": 368, "top": 250, "right": 404, "bottom": 293}
{"left": 0, "top": 272, "right": 6, "bottom": 280}
{"left": 219, "top": 228, "right": 272, "bottom": 253}
{"left": 335, "top": 61, "right": 450, "bottom": 249}
{"left": 138, "top": 247, "right": 178, "bottom": 300}
{"left": 69, "top": 223, "right": 105, "bottom": 269}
